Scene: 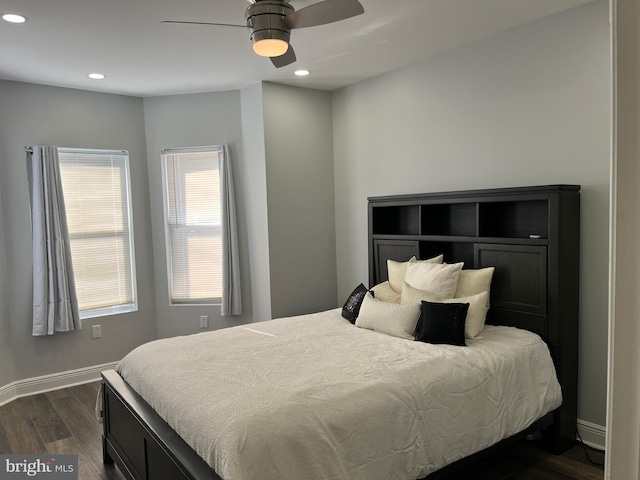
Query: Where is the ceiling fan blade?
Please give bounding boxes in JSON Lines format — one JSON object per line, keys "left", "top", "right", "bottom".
{"left": 283, "top": 0, "right": 364, "bottom": 29}
{"left": 161, "top": 20, "right": 248, "bottom": 28}
{"left": 270, "top": 45, "right": 297, "bottom": 68}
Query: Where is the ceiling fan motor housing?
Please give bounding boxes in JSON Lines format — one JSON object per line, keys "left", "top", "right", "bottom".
{"left": 245, "top": 1, "right": 294, "bottom": 46}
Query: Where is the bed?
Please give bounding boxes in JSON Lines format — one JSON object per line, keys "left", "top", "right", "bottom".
{"left": 101, "top": 185, "right": 579, "bottom": 480}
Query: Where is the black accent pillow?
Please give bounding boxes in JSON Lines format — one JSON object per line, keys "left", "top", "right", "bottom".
{"left": 341, "top": 284, "right": 373, "bottom": 324}
{"left": 415, "top": 301, "right": 469, "bottom": 346}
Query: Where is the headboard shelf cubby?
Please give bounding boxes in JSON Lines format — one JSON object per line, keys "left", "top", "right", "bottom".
{"left": 371, "top": 205, "right": 420, "bottom": 235}
{"left": 420, "top": 203, "right": 477, "bottom": 236}
{"left": 479, "top": 199, "right": 549, "bottom": 238}
{"left": 368, "top": 184, "right": 580, "bottom": 456}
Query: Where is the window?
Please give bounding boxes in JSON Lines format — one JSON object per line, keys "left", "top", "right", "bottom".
{"left": 57, "top": 148, "right": 137, "bottom": 318}
{"left": 162, "top": 146, "right": 223, "bottom": 304}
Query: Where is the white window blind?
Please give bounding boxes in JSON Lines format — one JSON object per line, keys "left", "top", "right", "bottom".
{"left": 57, "top": 148, "right": 137, "bottom": 318}
{"left": 162, "top": 147, "right": 223, "bottom": 304}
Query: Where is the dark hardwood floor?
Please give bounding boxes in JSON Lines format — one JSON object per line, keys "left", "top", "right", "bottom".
{"left": 0, "top": 381, "right": 124, "bottom": 480}
{"left": 443, "top": 436, "right": 604, "bottom": 480}
{"left": 0, "top": 381, "right": 604, "bottom": 480}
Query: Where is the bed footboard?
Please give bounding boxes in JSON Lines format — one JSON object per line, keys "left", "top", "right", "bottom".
{"left": 101, "top": 369, "right": 221, "bottom": 480}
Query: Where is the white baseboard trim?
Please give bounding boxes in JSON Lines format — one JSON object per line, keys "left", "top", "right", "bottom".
{"left": 577, "top": 419, "right": 606, "bottom": 451}
{"left": 0, "top": 361, "right": 119, "bottom": 407}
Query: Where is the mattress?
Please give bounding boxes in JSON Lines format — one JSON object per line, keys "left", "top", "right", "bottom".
{"left": 116, "top": 308, "right": 562, "bottom": 480}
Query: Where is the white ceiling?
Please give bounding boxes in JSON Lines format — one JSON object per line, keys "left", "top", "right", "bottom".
{"left": 0, "top": 0, "right": 597, "bottom": 97}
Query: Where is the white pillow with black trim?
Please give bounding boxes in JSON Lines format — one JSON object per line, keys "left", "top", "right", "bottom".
{"left": 355, "top": 293, "right": 421, "bottom": 340}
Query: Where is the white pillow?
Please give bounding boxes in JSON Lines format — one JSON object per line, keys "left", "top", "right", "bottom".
{"left": 400, "top": 282, "right": 489, "bottom": 339}
{"left": 355, "top": 293, "right": 421, "bottom": 340}
{"left": 455, "top": 267, "right": 495, "bottom": 307}
{"left": 370, "top": 281, "right": 401, "bottom": 303}
{"left": 387, "top": 254, "right": 444, "bottom": 294}
{"left": 405, "top": 261, "right": 463, "bottom": 299}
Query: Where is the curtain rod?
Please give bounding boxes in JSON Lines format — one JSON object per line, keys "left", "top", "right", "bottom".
{"left": 161, "top": 145, "right": 224, "bottom": 155}
{"left": 25, "top": 146, "right": 128, "bottom": 155}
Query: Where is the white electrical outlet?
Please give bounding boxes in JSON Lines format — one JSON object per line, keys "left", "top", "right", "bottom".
{"left": 92, "top": 324, "right": 102, "bottom": 339}
{"left": 200, "top": 315, "right": 208, "bottom": 329}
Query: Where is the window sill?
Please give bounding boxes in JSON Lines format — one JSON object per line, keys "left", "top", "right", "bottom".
{"left": 80, "top": 304, "right": 138, "bottom": 320}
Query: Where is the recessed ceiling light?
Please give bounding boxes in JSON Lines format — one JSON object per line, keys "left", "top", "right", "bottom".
{"left": 2, "top": 13, "right": 27, "bottom": 23}
{"left": 294, "top": 70, "right": 310, "bottom": 77}
{"left": 88, "top": 73, "right": 106, "bottom": 80}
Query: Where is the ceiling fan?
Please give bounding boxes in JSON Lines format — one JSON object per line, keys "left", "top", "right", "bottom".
{"left": 162, "top": 0, "right": 365, "bottom": 68}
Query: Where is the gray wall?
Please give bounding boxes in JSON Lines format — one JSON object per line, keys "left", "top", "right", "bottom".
{"left": 332, "top": 0, "right": 610, "bottom": 427}
{"left": 0, "top": 179, "right": 15, "bottom": 387}
{"left": 143, "top": 90, "right": 255, "bottom": 338}
{"left": 143, "top": 84, "right": 336, "bottom": 335}
{"left": 262, "top": 83, "right": 337, "bottom": 318}
{"left": 240, "top": 84, "right": 273, "bottom": 322}
{"left": 0, "top": 80, "right": 337, "bottom": 384}
{"left": 0, "top": 80, "right": 157, "bottom": 381}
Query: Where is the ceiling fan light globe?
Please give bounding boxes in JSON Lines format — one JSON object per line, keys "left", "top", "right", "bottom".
{"left": 253, "top": 38, "right": 288, "bottom": 57}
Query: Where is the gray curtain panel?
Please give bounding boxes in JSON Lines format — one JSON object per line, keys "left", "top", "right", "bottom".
{"left": 220, "top": 145, "right": 242, "bottom": 316}
{"left": 27, "top": 146, "right": 81, "bottom": 335}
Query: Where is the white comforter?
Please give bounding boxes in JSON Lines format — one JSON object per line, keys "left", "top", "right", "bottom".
{"left": 116, "top": 308, "right": 562, "bottom": 480}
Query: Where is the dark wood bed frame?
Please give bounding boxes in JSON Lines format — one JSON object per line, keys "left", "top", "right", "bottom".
{"left": 102, "top": 184, "right": 580, "bottom": 480}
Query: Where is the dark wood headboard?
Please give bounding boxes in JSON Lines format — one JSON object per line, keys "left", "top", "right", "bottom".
{"left": 368, "top": 185, "right": 580, "bottom": 454}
